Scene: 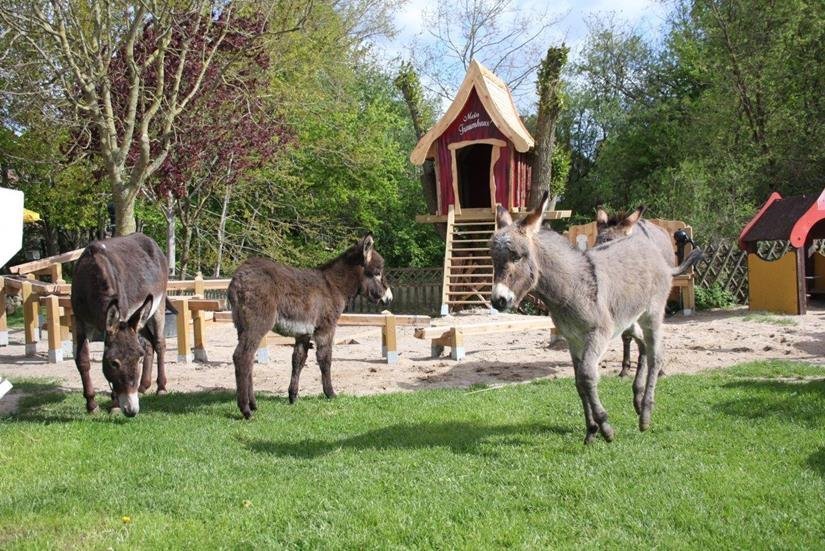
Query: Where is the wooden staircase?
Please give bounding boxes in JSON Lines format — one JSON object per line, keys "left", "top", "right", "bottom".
{"left": 440, "top": 206, "right": 497, "bottom": 315}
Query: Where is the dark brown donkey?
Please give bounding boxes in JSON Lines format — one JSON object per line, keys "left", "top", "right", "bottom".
{"left": 228, "top": 233, "right": 392, "bottom": 419}
{"left": 71, "top": 233, "right": 169, "bottom": 417}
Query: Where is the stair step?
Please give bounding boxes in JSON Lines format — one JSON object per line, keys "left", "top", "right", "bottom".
{"left": 454, "top": 222, "right": 496, "bottom": 227}
{"left": 446, "top": 300, "right": 491, "bottom": 305}
{"left": 454, "top": 231, "right": 494, "bottom": 236}
{"left": 447, "top": 291, "right": 491, "bottom": 296}
{"left": 453, "top": 239, "right": 491, "bottom": 243}
{"left": 451, "top": 248, "right": 490, "bottom": 252}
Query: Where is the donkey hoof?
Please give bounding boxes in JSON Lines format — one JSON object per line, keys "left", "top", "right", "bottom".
{"left": 639, "top": 417, "right": 651, "bottom": 432}
{"left": 109, "top": 406, "right": 121, "bottom": 416}
{"left": 618, "top": 367, "right": 630, "bottom": 378}
{"left": 600, "top": 423, "right": 615, "bottom": 442}
{"left": 584, "top": 432, "right": 598, "bottom": 445}
{"left": 87, "top": 404, "right": 100, "bottom": 414}
{"left": 156, "top": 388, "right": 167, "bottom": 396}
{"left": 288, "top": 394, "right": 298, "bottom": 405}
{"left": 138, "top": 384, "right": 150, "bottom": 394}
{"left": 657, "top": 369, "right": 666, "bottom": 377}
{"left": 240, "top": 408, "right": 253, "bottom": 420}
{"left": 324, "top": 390, "right": 337, "bottom": 400}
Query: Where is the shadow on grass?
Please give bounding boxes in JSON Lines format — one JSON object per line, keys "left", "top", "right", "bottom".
{"left": 242, "top": 420, "right": 575, "bottom": 459}
{"left": 807, "top": 447, "right": 825, "bottom": 478}
{"left": 715, "top": 378, "right": 825, "bottom": 428}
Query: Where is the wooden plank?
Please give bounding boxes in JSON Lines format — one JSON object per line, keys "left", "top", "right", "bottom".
{"left": 176, "top": 298, "right": 193, "bottom": 362}
{"left": 9, "top": 247, "right": 85, "bottom": 275}
{"left": 214, "top": 311, "right": 233, "bottom": 323}
{"left": 338, "top": 313, "right": 431, "bottom": 327}
{"left": 414, "top": 318, "right": 554, "bottom": 340}
{"left": 169, "top": 298, "right": 222, "bottom": 312}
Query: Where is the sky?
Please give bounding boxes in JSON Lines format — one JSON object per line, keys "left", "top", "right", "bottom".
{"left": 372, "top": 0, "right": 671, "bottom": 112}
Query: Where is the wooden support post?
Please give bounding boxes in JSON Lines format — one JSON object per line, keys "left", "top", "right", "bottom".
{"left": 192, "top": 309, "right": 208, "bottom": 362}
{"left": 175, "top": 298, "right": 193, "bottom": 363}
{"left": 682, "top": 280, "right": 695, "bottom": 316}
{"left": 60, "top": 301, "right": 73, "bottom": 359}
{"left": 0, "top": 277, "right": 7, "bottom": 346}
{"left": 450, "top": 327, "right": 465, "bottom": 360}
{"left": 22, "top": 280, "right": 39, "bottom": 356}
{"left": 44, "top": 295, "right": 63, "bottom": 363}
{"left": 381, "top": 313, "right": 398, "bottom": 364}
{"left": 49, "top": 263, "right": 64, "bottom": 284}
{"left": 194, "top": 272, "right": 205, "bottom": 298}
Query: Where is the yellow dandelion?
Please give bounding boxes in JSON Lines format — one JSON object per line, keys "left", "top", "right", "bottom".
{"left": 242, "top": 500, "right": 252, "bottom": 508}
{"left": 122, "top": 516, "right": 131, "bottom": 524}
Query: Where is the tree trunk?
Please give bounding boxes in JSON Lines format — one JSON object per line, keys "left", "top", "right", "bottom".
{"left": 394, "top": 64, "right": 440, "bottom": 217}
{"left": 179, "top": 224, "right": 194, "bottom": 279}
{"left": 214, "top": 185, "right": 231, "bottom": 277}
{"left": 113, "top": 186, "right": 137, "bottom": 236}
{"left": 528, "top": 46, "right": 568, "bottom": 211}
{"left": 165, "top": 194, "right": 176, "bottom": 277}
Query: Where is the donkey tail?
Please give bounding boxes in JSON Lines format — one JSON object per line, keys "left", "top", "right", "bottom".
{"left": 227, "top": 280, "right": 241, "bottom": 331}
{"left": 672, "top": 248, "right": 704, "bottom": 276}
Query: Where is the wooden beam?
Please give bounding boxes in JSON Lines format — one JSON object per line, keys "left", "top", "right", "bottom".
{"left": 415, "top": 318, "right": 555, "bottom": 340}
{"left": 169, "top": 298, "right": 222, "bottom": 312}
{"left": 416, "top": 209, "right": 571, "bottom": 224}
{"left": 175, "top": 298, "right": 193, "bottom": 363}
{"left": 22, "top": 281, "right": 39, "bottom": 356}
{"left": 338, "top": 313, "right": 431, "bottom": 327}
{"left": 43, "top": 295, "right": 63, "bottom": 363}
{"left": 8, "top": 247, "right": 85, "bottom": 275}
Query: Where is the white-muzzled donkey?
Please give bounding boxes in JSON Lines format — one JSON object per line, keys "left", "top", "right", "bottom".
{"left": 490, "top": 193, "right": 700, "bottom": 443}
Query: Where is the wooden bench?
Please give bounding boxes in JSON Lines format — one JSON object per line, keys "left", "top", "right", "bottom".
{"left": 414, "top": 317, "right": 556, "bottom": 360}
{"left": 566, "top": 218, "right": 697, "bottom": 315}
{"left": 214, "top": 311, "right": 431, "bottom": 365}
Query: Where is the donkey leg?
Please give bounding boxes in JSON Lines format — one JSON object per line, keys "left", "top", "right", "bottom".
{"left": 619, "top": 331, "right": 633, "bottom": 377}
{"left": 288, "top": 336, "right": 311, "bottom": 404}
{"left": 73, "top": 324, "right": 97, "bottom": 413}
{"left": 572, "top": 355, "right": 599, "bottom": 444}
{"left": 315, "top": 332, "right": 336, "bottom": 399}
{"left": 639, "top": 314, "right": 665, "bottom": 432}
{"left": 138, "top": 334, "right": 154, "bottom": 393}
{"left": 152, "top": 309, "right": 168, "bottom": 394}
{"left": 580, "top": 334, "right": 614, "bottom": 442}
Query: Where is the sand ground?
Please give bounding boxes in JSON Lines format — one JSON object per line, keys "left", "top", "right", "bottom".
{"left": 1, "top": 304, "right": 824, "bottom": 415}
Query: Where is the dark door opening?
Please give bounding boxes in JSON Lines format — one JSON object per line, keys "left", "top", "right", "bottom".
{"left": 456, "top": 144, "right": 493, "bottom": 209}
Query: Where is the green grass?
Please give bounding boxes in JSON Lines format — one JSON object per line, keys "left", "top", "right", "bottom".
{"left": 743, "top": 311, "right": 798, "bottom": 326}
{"left": 4, "top": 308, "right": 23, "bottom": 329}
{"left": 2, "top": 360, "right": 825, "bottom": 549}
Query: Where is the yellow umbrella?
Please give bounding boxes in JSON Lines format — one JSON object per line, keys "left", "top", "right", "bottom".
{"left": 23, "top": 208, "right": 40, "bottom": 223}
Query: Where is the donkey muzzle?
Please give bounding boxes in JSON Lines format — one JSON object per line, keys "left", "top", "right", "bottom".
{"left": 380, "top": 287, "right": 393, "bottom": 306}
{"left": 118, "top": 392, "right": 140, "bottom": 417}
{"left": 491, "top": 283, "right": 515, "bottom": 312}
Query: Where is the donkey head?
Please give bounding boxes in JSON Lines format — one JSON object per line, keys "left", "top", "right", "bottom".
{"left": 103, "top": 296, "right": 153, "bottom": 417}
{"left": 489, "top": 193, "right": 550, "bottom": 312}
{"left": 355, "top": 233, "right": 393, "bottom": 306}
{"left": 595, "top": 206, "right": 646, "bottom": 245}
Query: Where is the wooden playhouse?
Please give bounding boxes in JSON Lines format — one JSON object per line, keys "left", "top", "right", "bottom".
{"left": 738, "top": 189, "right": 825, "bottom": 314}
{"left": 411, "top": 60, "right": 569, "bottom": 314}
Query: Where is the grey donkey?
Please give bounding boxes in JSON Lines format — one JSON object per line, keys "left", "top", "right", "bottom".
{"left": 490, "top": 193, "right": 701, "bottom": 443}
{"left": 595, "top": 206, "right": 703, "bottom": 377}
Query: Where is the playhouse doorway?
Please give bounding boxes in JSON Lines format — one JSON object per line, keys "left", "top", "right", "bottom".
{"left": 456, "top": 143, "right": 493, "bottom": 209}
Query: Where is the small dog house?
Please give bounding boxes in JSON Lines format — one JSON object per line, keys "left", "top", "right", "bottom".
{"left": 410, "top": 60, "right": 534, "bottom": 215}
{"left": 738, "top": 189, "right": 825, "bottom": 314}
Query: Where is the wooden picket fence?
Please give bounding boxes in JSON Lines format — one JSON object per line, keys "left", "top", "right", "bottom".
{"left": 693, "top": 238, "right": 749, "bottom": 303}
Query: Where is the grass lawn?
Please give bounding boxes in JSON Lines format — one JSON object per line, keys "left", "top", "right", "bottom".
{"left": 2, "top": 360, "right": 824, "bottom": 549}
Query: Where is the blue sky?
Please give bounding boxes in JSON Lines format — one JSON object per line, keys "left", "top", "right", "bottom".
{"left": 373, "top": 0, "right": 670, "bottom": 111}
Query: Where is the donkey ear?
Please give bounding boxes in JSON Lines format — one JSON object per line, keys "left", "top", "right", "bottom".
{"left": 127, "top": 296, "right": 154, "bottom": 332}
{"left": 521, "top": 191, "right": 550, "bottom": 234}
{"left": 623, "top": 205, "right": 646, "bottom": 227}
{"left": 496, "top": 205, "right": 513, "bottom": 229}
{"left": 105, "top": 301, "right": 121, "bottom": 333}
{"left": 596, "top": 207, "right": 609, "bottom": 225}
{"left": 361, "top": 233, "right": 374, "bottom": 263}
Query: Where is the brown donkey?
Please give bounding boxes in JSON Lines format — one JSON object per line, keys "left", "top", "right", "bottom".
{"left": 71, "top": 233, "right": 169, "bottom": 417}
{"left": 595, "top": 207, "right": 703, "bottom": 377}
{"left": 228, "top": 233, "right": 392, "bottom": 419}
